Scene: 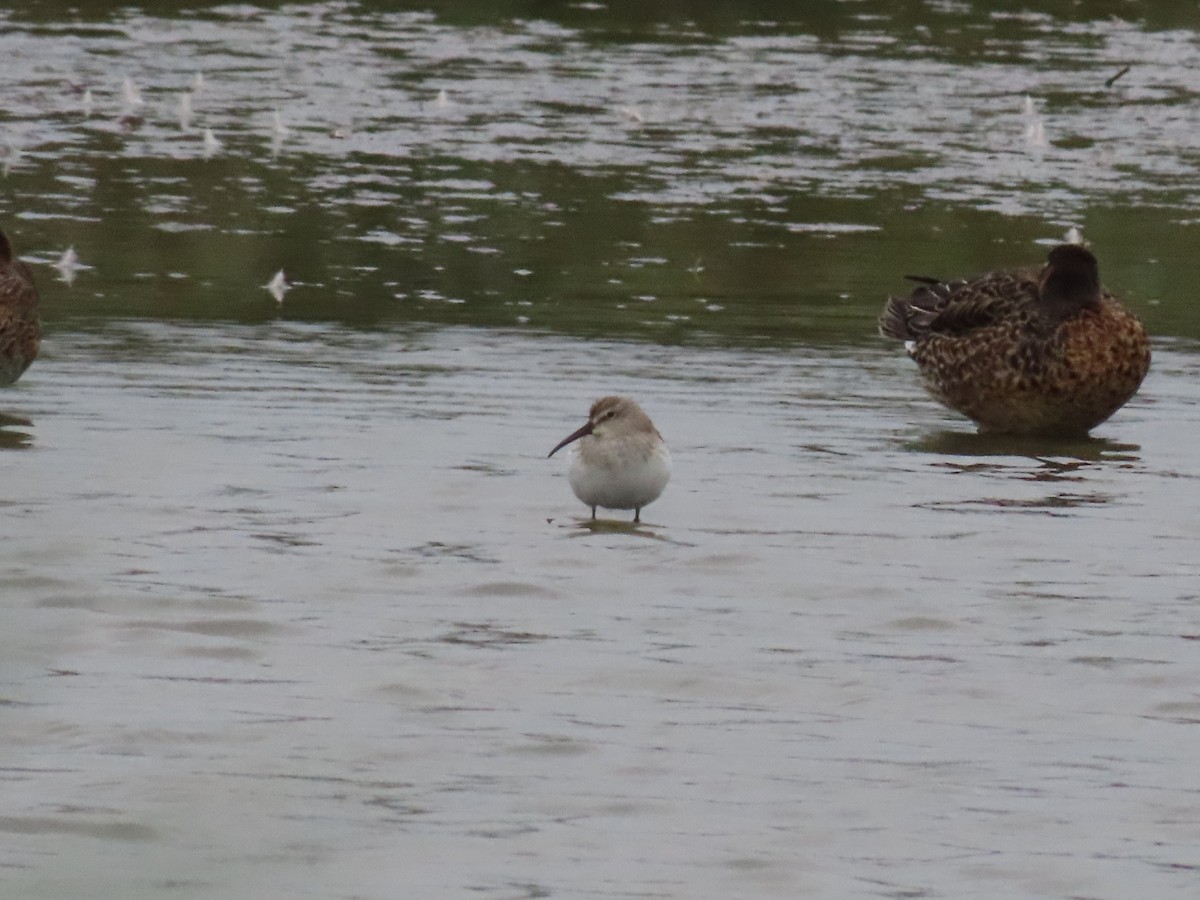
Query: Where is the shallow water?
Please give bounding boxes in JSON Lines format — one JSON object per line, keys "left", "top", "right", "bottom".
{"left": 4, "top": 324, "right": 1199, "bottom": 899}
{"left": 2, "top": 3, "right": 1200, "bottom": 899}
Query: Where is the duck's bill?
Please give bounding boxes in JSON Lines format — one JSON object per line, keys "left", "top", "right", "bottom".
{"left": 548, "top": 422, "right": 593, "bottom": 457}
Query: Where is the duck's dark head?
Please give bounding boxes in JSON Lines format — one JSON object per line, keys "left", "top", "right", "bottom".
{"left": 1039, "top": 244, "right": 1102, "bottom": 317}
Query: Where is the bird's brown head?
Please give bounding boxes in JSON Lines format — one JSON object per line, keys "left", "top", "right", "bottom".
{"left": 1039, "top": 244, "right": 1102, "bottom": 318}
{"left": 548, "top": 396, "right": 651, "bottom": 457}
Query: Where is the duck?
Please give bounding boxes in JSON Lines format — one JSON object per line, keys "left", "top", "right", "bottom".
{"left": 0, "top": 228, "right": 41, "bottom": 386}
{"left": 880, "top": 244, "right": 1150, "bottom": 435}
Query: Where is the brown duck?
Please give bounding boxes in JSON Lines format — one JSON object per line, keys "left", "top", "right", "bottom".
{"left": 0, "top": 228, "right": 41, "bottom": 385}
{"left": 880, "top": 244, "right": 1150, "bottom": 435}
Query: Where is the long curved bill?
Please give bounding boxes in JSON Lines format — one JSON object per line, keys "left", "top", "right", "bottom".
{"left": 548, "top": 421, "right": 593, "bottom": 457}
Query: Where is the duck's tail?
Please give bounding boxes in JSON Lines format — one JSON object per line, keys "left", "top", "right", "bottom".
{"left": 879, "top": 294, "right": 916, "bottom": 340}
{"left": 879, "top": 277, "right": 947, "bottom": 341}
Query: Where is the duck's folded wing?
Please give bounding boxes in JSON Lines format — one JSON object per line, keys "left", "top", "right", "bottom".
{"left": 882, "top": 271, "right": 1034, "bottom": 340}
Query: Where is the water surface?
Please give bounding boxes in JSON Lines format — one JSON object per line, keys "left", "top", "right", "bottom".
{"left": 2, "top": 3, "right": 1199, "bottom": 899}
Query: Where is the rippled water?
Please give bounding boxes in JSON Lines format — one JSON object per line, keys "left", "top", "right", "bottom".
{"left": 3, "top": 2, "right": 1200, "bottom": 335}
{"left": 3, "top": 3, "right": 1200, "bottom": 899}
{"left": 5, "top": 324, "right": 1199, "bottom": 898}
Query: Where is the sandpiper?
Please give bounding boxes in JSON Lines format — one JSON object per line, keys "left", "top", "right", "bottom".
{"left": 548, "top": 396, "right": 671, "bottom": 522}
{"left": 880, "top": 244, "right": 1150, "bottom": 435}
{"left": 0, "top": 228, "right": 41, "bottom": 386}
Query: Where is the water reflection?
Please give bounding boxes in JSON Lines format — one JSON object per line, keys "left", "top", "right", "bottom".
{"left": 0, "top": 411, "right": 34, "bottom": 449}
{"left": 907, "top": 429, "right": 1142, "bottom": 463}
{"left": 917, "top": 490, "right": 1116, "bottom": 515}
{"left": 560, "top": 516, "right": 690, "bottom": 544}
{"left": 907, "top": 429, "right": 1144, "bottom": 515}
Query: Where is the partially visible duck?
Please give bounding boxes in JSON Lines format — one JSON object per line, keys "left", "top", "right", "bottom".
{"left": 0, "top": 228, "right": 41, "bottom": 386}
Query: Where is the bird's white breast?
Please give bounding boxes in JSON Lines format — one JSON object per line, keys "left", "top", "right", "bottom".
{"left": 567, "top": 437, "right": 671, "bottom": 511}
